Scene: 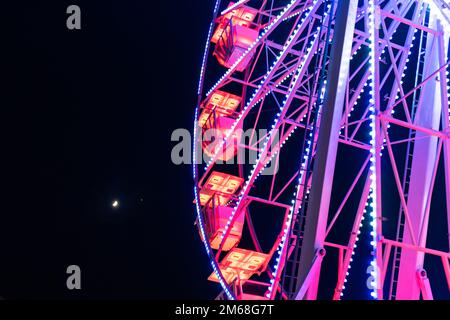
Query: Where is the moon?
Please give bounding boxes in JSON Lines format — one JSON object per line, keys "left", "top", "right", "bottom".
{"left": 112, "top": 200, "right": 119, "bottom": 208}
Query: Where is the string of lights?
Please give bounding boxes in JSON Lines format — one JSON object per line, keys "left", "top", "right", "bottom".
{"left": 193, "top": 0, "right": 236, "bottom": 300}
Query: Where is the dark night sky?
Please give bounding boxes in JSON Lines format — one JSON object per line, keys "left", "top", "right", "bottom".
{"left": 2, "top": 0, "right": 218, "bottom": 299}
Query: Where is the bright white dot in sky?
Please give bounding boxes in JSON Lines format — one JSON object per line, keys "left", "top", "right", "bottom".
{"left": 112, "top": 200, "right": 119, "bottom": 208}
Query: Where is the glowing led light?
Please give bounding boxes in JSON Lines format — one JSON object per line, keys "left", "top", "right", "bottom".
{"left": 366, "top": 0, "right": 378, "bottom": 300}
{"left": 112, "top": 200, "right": 119, "bottom": 208}
{"left": 221, "top": 0, "right": 248, "bottom": 15}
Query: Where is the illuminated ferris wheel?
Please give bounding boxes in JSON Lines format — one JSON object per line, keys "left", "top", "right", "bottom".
{"left": 193, "top": 0, "right": 450, "bottom": 300}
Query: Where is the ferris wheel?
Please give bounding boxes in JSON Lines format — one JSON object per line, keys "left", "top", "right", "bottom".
{"left": 193, "top": 0, "right": 450, "bottom": 300}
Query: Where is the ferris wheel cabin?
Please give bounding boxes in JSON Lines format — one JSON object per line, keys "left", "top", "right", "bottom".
{"left": 211, "top": 3, "right": 259, "bottom": 71}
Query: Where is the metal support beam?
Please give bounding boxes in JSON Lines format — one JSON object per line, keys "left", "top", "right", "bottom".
{"left": 437, "top": 27, "right": 450, "bottom": 253}
{"left": 416, "top": 269, "right": 434, "bottom": 300}
{"left": 396, "top": 17, "right": 444, "bottom": 300}
{"left": 294, "top": 0, "right": 358, "bottom": 300}
{"left": 294, "top": 248, "right": 326, "bottom": 300}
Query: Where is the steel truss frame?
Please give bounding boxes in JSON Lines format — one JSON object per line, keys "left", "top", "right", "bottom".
{"left": 193, "top": 0, "right": 450, "bottom": 300}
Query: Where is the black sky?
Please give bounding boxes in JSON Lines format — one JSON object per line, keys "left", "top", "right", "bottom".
{"left": 3, "top": 0, "right": 218, "bottom": 299}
